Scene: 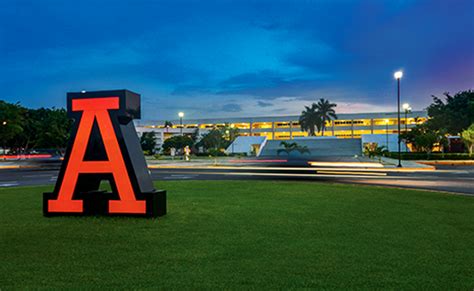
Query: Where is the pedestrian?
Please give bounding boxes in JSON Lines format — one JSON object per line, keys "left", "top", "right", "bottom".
{"left": 170, "top": 147, "right": 176, "bottom": 160}
{"left": 184, "top": 145, "right": 191, "bottom": 161}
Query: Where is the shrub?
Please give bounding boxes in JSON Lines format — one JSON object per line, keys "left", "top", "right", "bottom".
{"left": 385, "top": 152, "right": 474, "bottom": 160}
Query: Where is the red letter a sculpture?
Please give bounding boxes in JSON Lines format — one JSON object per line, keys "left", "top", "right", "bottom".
{"left": 44, "top": 90, "right": 166, "bottom": 217}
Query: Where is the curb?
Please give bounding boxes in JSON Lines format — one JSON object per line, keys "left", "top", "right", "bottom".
{"left": 147, "top": 165, "right": 436, "bottom": 172}
{"left": 418, "top": 160, "right": 474, "bottom": 166}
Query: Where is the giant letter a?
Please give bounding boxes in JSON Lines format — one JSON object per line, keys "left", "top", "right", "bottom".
{"left": 43, "top": 90, "right": 166, "bottom": 217}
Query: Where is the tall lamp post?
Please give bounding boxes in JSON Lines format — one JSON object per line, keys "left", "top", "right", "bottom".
{"left": 384, "top": 119, "right": 389, "bottom": 150}
{"left": 178, "top": 112, "right": 184, "bottom": 136}
{"left": 394, "top": 71, "right": 403, "bottom": 167}
{"left": 230, "top": 124, "right": 235, "bottom": 154}
{"left": 402, "top": 103, "right": 411, "bottom": 152}
{"left": 2, "top": 121, "right": 7, "bottom": 160}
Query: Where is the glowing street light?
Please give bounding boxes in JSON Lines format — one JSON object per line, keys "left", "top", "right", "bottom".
{"left": 394, "top": 71, "right": 403, "bottom": 80}
{"left": 394, "top": 70, "right": 403, "bottom": 167}
{"left": 178, "top": 112, "right": 184, "bottom": 135}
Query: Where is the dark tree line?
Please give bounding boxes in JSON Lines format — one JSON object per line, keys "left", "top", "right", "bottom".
{"left": 0, "top": 100, "right": 72, "bottom": 153}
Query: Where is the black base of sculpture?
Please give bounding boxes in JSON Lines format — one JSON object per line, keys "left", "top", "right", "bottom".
{"left": 43, "top": 190, "right": 167, "bottom": 218}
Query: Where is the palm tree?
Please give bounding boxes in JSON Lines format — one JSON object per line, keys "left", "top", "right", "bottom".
{"left": 277, "top": 141, "right": 310, "bottom": 156}
{"left": 299, "top": 104, "right": 321, "bottom": 136}
{"left": 164, "top": 121, "right": 173, "bottom": 132}
{"left": 364, "top": 144, "right": 388, "bottom": 162}
{"left": 315, "top": 98, "right": 337, "bottom": 136}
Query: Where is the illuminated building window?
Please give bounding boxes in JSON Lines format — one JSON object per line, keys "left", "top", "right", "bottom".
{"left": 253, "top": 122, "right": 272, "bottom": 129}
{"left": 275, "top": 122, "right": 290, "bottom": 129}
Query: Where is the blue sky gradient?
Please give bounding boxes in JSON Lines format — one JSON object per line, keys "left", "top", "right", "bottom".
{"left": 1, "top": 0, "right": 473, "bottom": 120}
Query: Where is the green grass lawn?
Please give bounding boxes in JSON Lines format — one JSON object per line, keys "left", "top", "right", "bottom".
{"left": 1, "top": 181, "right": 473, "bottom": 289}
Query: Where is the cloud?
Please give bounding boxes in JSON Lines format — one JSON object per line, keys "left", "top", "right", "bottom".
{"left": 1, "top": 0, "right": 472, "bottom": 119}
{"left": 257, "top": 101, "right": 273, "bottom": 107}
{"left": 221, "top": 103, "right": 243, "bottom": 112}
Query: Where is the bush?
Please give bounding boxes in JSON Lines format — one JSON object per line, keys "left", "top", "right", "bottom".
{"left": 228, "top": 153, "right": 247, "bottom": 158}
{"left": 207, "top": 148, "right": 227, "bottom": 157}
{"left": 363, "top": 143, "right": 387, "bottom": 161}
{"left": 385, "top": 152, "right": 474, "bottom": 160}
{"left": 162, "top": 135, "right": 194, "bottom": 154}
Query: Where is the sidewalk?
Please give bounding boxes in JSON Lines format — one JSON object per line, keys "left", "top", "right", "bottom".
{"left": 147, "top": 156, "right": 435, "bottom": 172}
{"left": 379, "top": 156, "right": 435, "bottom": 169}
{"left": 147, "top": 157, "right": 251, "bottom": 168}
{"left": 417, "top": 160, "right": 474, "bottom": 166}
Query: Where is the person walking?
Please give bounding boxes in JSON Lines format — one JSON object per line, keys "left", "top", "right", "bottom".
{"left": 184, "top": 146, "right": 191, "bottom": 161}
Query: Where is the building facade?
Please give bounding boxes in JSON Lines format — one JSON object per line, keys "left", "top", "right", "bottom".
{"left": 135, "top": 111, "right": 428, "bottom": 150}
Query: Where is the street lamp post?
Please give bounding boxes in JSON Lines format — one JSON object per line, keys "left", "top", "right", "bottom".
{"left": 402, "top": 103, "right": 411, "bottom": 152}
{"left": 384, "top": 119, "right": 389, "bottom": 150}
{"left": 178, "top": 112, "right": 184, "bottom": 135}
{"left": 2, "top": 121, "right": 7, "bottom": 160}
{"left": 394, "top": 71, "right": 403, "bottom": 167}
{"left": 230, "top": 124, "right": 235, "bottom": 154}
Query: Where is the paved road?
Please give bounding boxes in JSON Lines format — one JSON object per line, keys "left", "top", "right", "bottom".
{"left": 0, "top": 165, "right": 473, "bottom": 195}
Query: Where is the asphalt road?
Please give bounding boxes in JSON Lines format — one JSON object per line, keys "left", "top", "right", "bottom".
{"left": 0, "top": 165, "right": 473, "bottom": 195}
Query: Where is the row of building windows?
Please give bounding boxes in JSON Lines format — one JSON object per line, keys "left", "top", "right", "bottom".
{"left": 161, "top": 129, "right": 409, "bottom": 140}
{"left": 146, "top": 117, "right": 427, "bottom": 130}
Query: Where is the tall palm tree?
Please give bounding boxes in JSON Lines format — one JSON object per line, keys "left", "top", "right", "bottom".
{"left": 164, "top": 120, "right": 173, "bottom": 132}
{"left": 315, "top": 98, "right": 337, "bottom": 136}
{"left": 299, "top": 104, "right": 321, "bottom": 136}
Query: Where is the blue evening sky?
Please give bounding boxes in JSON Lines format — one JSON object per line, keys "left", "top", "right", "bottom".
{"left": 1, "top": 0, "right": 473, "bottom": 120}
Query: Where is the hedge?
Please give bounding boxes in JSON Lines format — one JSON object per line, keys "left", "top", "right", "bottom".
{"left": 384, "top": 152, "right": 474, "bottom": 160}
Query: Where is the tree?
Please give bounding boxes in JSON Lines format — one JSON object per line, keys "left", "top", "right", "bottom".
{"left": 315, "top": 98, "right": 337, "bottom": 135}
{"left": 140, "top": 131, "right": 157, "bottom": 154}
{"left": 461, "top": 123, "right": 474, "bottom": 156}
{"left": 277, "top": 141, "right": 310, "bottom": 156}
{"left": 164, "top": 121, "right": 173, "bottom": 132}
{"left": 223, "top": 123, "right": 239, "bottom": 142}
{"left": 299, "top": 99, "right": 338, "bottom": 136}
{"left": 38, "top": 108, "right": 71, "bottom": 149}
{"left": 0, "top": 101, "right": 25, "bottom": 152}
{"left": 16, "top": 107, "right": 72, "bottom": 152}
{"left": 426, "top": 90, "right": 474, "bottom": 135}
{"left": 402, "top": 124, "right": 447, "bottom": 154}
{"left": 299, "top": 104, "right": 321, "bottom": 136}
{"left": 196, "top": 128, "right": 229, "bottom": 151}
{"left": 162, "top": 135, "right": 194, "bottom": 154}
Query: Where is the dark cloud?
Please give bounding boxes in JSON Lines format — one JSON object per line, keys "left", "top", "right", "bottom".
{"left": 257, "top": 101, "right": 273, "bottom": 107}
{"left": 171, "top": 85, "right": 213, "bottom": 96}
{"left": 218, "top": 71, "right": 285, "bottom": 91}
{"left": 221, "top": 103, "right": 243, "bottom": 112}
